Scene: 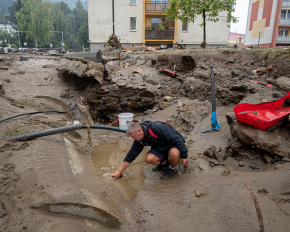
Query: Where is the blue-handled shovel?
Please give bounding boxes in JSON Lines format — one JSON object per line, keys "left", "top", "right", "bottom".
{"left": 202, "top": 66, "right": 221, "bottom": 133}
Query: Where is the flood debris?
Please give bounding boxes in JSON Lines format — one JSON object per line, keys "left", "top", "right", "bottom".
{"left": 103, "top": 34, "right": 122, "bottom": 52}
{"left": 244, "top": 183, "right": 265, "bottom": 232}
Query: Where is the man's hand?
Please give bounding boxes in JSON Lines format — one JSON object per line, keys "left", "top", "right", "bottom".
{"left": 180, "top": 158, "right": 189, "bottom": 166}
{"left": 111, "top": 170, "right": 121, "bottom": 179}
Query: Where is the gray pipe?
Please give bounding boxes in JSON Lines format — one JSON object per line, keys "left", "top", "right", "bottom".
{"left": 6, "top": 125, "right": 126, "bottom": 141}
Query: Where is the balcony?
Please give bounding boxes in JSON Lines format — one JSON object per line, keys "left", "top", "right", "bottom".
{"left": 145, "top": 29, "right": 174, "bottom": 40}
{"left": 279, "top": 18, "right": 290, "bottom": 25}
{"left": 145, "top": 1, "right": 170, "bottom": 13}
{"left": 282, "top": 1, "right": 290, "bottom": 7}
{"left": 276, "top": 36, "right": 290, "bottom": 43}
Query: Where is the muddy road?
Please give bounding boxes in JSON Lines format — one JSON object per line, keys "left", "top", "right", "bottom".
{"left": 0, "top": 50, "right": 290, "bottom": 232}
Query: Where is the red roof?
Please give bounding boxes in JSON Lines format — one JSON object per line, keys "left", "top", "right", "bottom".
{"left": 229, "top": 32, "right": 245, "bottom": 40}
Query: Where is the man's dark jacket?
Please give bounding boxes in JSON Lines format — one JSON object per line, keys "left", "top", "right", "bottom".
{"left": 124, "top": 121, "right": 188, "bottom": 163}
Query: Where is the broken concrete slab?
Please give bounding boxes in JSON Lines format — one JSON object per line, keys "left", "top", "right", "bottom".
{"left": 30, "top": 188, "right": 121, "bottom": 228}
{"left": 226, "top": 112, "right": 290, "bottom": 158}
{"left": 276, "top": 76, "right": 290, "bottom": 92}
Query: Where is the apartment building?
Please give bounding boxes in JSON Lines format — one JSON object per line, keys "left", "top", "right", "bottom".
{"left": 244, "top": 0, "right": 290, "bottom": 48}
{"left": 88, "top": 0, "right": 230, "bottom": 51}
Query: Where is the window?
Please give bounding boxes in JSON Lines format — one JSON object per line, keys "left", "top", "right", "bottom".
{"left": 281, "top": 10, "right": 287, "bottom": 18}
{"left": 130, "top": 0, "right": 136, "bottom": 5}
{"left": 130, "top": 17, "right": 137, "bottom": 31}
{"left": 278, "top": 28, "right": 289, "bottom": 37}
{"left": 182, "top": 22, "right": 188, "bottom": 32}
{"left": 151, "top": 18, "right": 166, "bottom": 30}
{"left": 279, "top": 29, "right": 284, "bottom": 36}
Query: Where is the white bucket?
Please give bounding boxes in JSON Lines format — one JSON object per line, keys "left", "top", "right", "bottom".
{"left": 118, "top": 113, "right": 134, "bottom": 130}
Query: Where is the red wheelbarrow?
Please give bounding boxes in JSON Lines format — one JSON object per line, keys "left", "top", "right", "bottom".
{"left": 234, "top": 92, "right": 290, "bottom": 130}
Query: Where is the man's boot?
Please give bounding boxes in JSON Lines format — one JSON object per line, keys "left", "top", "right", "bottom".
{"left": 152, "top": 160, "right": 169, "bottom": 171}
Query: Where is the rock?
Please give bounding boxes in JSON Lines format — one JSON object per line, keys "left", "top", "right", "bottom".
{"left": 250, "top": 61, "right": 254, "bottom": 65}
{"left": 47, "top": 50, "right": 59, "bottom": 56}
{"left": 145, "top": 79, "right": 158, "bottom": 85}
{"left": 267, "top": 66, "right": 273, "bottom": 70}
{"left": 19, "top": 56, "right": 28, "bottom": 61}
{"left": 112, "top": 121, "right": 119, "bottom": 127}
{"left": 60, "top": 93, "right": 72, "bottom": 98}
{"left": 231, "top": 70, "right": 240, "bottom": 76}
{"left": 43, "top": 64, "right": 55, "bottom": 68}
{"left": 226, "top": 112, "right": 290, "bottom": 158}
{"left": 276, "top": 76, "right": 290, "bottom": 92}
{"left": 262, "top": 155, "right": 274, "bottom": 164}
{"left": 239, "top": 161, "right": 245, "bottom": 167}
{"left": 163, "top": 76, "right": 171, "bottom": 82}
{"left": 0, "top": 66, "right": 8, "bottom": 70}
{"left": 239, "top": 73, "right": 250, "bottom": 80}
{"left": 17, "top": 69, "right": 25, "bottom": 74}
{"left": 144, "top": 47, "right": 156, "bottom": 52}
{"left": 200, "top": 66, "right": 209, "bottom": 70}
{"left": 220, "top": 170, "right": 230, "bottom": 176}
{"left": 177, "top": 102, "right": 184, "bottom": 108}
{"left": 273, "top": 93, "right": 281, "bottom": 98}
{"left": 256, "top": 67, "right": 266, "bottom": 72}
{"left": 159, "top": 102, "right": 171, "bottom": 110}
{"left": 258, "top": 72, "right": 264, "bottom": 76}
{"left": 0, "top": 81, "right": 5, "bottom": 95}
{"left": 97, "top": 86, "right": 110, "bottom": 94}
{"left": 282, "top": 157, "right": 290, "bottom": 162}
{"left": 195, "top": 190, "right": 201, "bottom": 197}
{"left": 244, "top": 62, "right": 248, "bottom": 65}
{"left": 133, "top": 68, "right": 143, "bottom": 74}
{"left": 257, "top": 189, "right": 269, "bottom": 195}
{"left": 163, "top": 96, "right": 173, "bottom": 102}
{"left": 228, "top": 59, "right": 235, "bottom": 63}
{"left": 214, "top": 151, "right": 228, "bottom": 162}
{"left": 3, "top": 78, "right": 10, "bottom": 83}
{"left": 249, "top": 163, "right": 259, "bottom": 169}
{"left": 209, "top": 161, "right": 215, "bottom": 167}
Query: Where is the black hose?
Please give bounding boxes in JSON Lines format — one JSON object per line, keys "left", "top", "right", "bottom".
{"left": 0, "top": 105, "right": 76, "bottom": 124}
{"left": 6, "top": 125, "right": 126, "bottom": 141}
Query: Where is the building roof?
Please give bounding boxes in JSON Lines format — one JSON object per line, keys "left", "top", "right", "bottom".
{"left": 229, "top": 32, "right": 245, "bottom": 40}
{"left": 0, "top": 21, "right": 18, "bottom": 28}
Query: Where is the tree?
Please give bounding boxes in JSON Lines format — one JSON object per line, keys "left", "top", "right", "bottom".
{"left": 165, "top": 0, "right": 238, "bottom": 48}
{"left": 77, "top": 17, "right": 89, "bottom": 49}
{"left": 16, "top": 0, "right": 54, "bottom": 47}
{"left": 0, "top": 8, "right": 3, "bottom": 22}
{"left": 6, "top": 0, "right": 22, "bottom": 23}
{"left": 0, "top": 29, "right": 18, "bottom": 46}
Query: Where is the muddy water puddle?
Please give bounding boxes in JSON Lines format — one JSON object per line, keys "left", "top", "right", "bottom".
{"left": 92, "top": 141, "right": 148, "bottom": 201}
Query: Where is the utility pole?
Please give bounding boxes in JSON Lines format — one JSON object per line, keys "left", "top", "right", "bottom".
{"left": 16, "top": 31, "right": 31, "bottom": 48}
{"left": 112, "top": 0, "right": 115, "bottom": 34}
{"left": 258, "top": 30, "right": 261, "bottom": 48}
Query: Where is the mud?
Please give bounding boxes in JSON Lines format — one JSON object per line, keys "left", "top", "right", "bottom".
{"left": 0, "top": 50, "right": 290, "bottom": 231}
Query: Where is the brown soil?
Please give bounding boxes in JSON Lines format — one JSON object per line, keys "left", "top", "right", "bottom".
{"left": 0, "top": 50, "right": 290, "bottom": 232}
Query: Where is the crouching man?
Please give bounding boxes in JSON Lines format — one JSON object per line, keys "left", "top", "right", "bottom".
{"left": 111, "top": 121, "right": 188, "bottom": 179}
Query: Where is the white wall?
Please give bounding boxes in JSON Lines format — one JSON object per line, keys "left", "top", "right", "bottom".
{"left": 176, "top": 12, "right": 230, "bottom": 45}
{"left": 88, "top": 0, "right": 143, "bottom": 45}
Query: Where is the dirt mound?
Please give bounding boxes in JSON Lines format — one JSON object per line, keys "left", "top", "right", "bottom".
{"left": 103, "top": 34, "right": 122, "bottom": 52}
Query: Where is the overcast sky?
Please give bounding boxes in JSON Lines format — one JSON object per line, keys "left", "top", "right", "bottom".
{"left": 230, "top": 0, "right": 250, "bottom": 34}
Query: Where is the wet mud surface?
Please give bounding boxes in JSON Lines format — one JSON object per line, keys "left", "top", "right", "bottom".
{"left": 0, "top": 50, "right": 290, "bottom": 231}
